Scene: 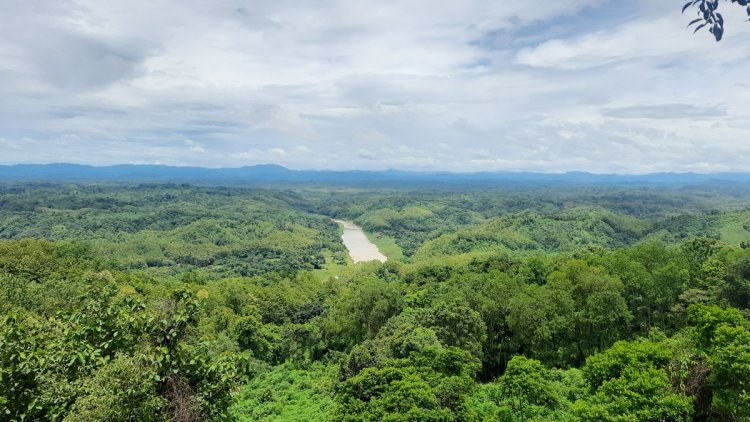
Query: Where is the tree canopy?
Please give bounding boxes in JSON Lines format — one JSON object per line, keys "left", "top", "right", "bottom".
{"left": 2, "top": 183, "right": 750, "bottom": 420}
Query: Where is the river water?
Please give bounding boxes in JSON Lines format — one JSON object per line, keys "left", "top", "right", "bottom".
{"left": 332, "top": 219, "right": 387, "bottom": 263}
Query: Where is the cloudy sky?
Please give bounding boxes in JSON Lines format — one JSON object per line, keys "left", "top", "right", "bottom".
{"left": 1, "top": 0, "right": 750, "bottom": 172}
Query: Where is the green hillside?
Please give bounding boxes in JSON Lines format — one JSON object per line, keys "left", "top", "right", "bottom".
{"left": 2, "top": 184, "right": 750, "bottom": 421}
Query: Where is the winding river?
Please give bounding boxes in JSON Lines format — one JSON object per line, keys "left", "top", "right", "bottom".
{"left": 333, "top": 219, "right": 387, "bottom": 263}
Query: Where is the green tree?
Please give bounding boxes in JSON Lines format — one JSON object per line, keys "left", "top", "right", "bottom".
{"left": 324, "top": 277, "right": 404, "bottom": 348}
{"left": 573, "top": 367, "right": 693, "bottom": 421}
{"left": 582, "top": 339, "right": 671, "bottom": 389}
{"left": 688, "top": 304, "right": 750, "bottom": 419}
{"left": 601, "top": 243, "right": 688, "bottom": 333}
{"left": 336, "top": 346, "right": 479, "bottom": 422}
{"left": 497, "top": 356, "right": 566, "bottom": 420}
{"left": 420, "top": 301, "right": 487, "bottom": 359}
{"left": 236, "top": 311, "right": 273, "bottom": 361}
{"left": 574, "top": 338, "right": 693, "bottom": 421}
{"left": 506, "top": 283, "right": 573, "bottom": 365}
{"left": 64, "top": 355, "right": 165, "bottom": 422}
{"left": 708, "top": 324, "right": 750, "bottom": 419}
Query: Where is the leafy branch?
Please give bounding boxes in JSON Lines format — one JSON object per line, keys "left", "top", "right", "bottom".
{"left": 683, "top": 0, "right": 750, "bottom": 41}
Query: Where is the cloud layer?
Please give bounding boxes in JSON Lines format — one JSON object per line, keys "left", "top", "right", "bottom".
{"left": 1, "top": 0, "right": 750, "bottom": 173}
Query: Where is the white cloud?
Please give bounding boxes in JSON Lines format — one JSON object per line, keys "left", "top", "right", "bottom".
{"left": 516, "top": 9, "right": 750, "bottom": 70}
{"left": 184, "top": 139, "right": 206, "bottom": 153}
{"left": 1, "top": 0, "right": 750, "bottom": 173}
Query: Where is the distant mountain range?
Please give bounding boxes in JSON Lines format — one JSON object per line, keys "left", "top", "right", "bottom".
{"left": 2, "top": 163, "right": 750, "bottom": 187}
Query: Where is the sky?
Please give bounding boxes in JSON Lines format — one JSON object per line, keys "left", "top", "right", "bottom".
{"left": 1, "top": 0, "right": 750, "bottom": 173}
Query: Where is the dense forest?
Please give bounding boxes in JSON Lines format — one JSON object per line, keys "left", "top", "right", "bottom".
{"left": 2, "top": 182, "right": 750, "bottom": 421}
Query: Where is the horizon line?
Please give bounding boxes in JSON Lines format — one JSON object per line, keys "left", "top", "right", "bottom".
{"left": 1, "top": 162, "right": 750, "bottom": 177}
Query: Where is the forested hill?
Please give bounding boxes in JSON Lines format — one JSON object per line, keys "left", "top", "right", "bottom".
{"left": 4, "top": 163, "right": 750, "bottom": 186}
{"left": 3, "top": 183, "right": 750, "bottom": 421}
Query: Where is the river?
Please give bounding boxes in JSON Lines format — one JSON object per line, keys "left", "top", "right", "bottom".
{"left": 332, "top": 219, "right": 387, "bottom": 264}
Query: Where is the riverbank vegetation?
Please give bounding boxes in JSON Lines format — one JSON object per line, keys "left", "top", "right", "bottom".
{"left": 1, "top": 182, "right": 750, "bottom": 420}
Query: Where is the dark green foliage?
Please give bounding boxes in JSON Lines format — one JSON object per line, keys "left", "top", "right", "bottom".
{"left": 688, "top": 304, "right": 750, "bottom": 418}
{"left": 0, "top": 185, "right": 345, "bottom": 279}
{"left": 599, "top": 242, "right": 689, "bottom": 333}
{"left": 682, "top": 0, "right": 750, "bottom": 41}
{"left": 566, "top": 338, "right": 694, "bottom": 420}
{"left": 64, "top": 355, "right": 165, "bottom": 422}
{"left": 496, "top": 356, "right": 567, "bottom": 420}
{"left": 572, "top": 367, "right": 694, "bottom": 421}
{"left": 323, "top": 277, "right": 404, "bottom": 348}
{"left": 231, "top": 363, "right": 337, "bottom": 421}
{"left": 0, "top": 261, "right": 250, "bottom": 421}
{"left": 2, "top": 183, "right": 750, "bottom": 421}
{"left": 336, "top": 346, "right": 479, "bottom": 421}
{"left": 582, "top": 339, "right": 671, "bottom": 389}
{"left": 708, "top": 324, "right": 750, "bottom": 418}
